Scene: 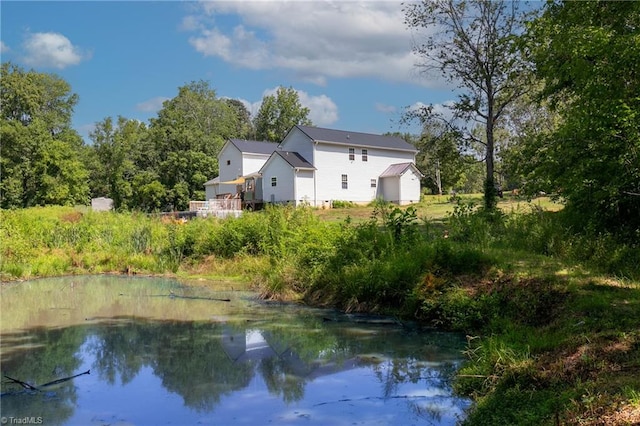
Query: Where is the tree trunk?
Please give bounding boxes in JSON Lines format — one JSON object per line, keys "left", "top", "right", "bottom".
{"left": 484, "top": 91, "right": 497, "bottom": 211}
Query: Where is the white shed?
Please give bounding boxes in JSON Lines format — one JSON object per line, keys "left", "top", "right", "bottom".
{"left": 91, "top": 197, "right": 114, "bottom": 211}
{"left": 379, "top": 163, "right": 424, "bottom": 205}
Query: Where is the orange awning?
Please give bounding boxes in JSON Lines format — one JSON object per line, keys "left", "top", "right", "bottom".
{"left": 220, "top": 177, "right": 245, "bottom": 184}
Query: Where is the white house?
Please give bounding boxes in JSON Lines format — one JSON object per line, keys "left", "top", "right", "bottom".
{"left": 259, "top": 125, "right": 422, "bottom": 206}
{"left": 204, "top": 139, "right": 278, "bottom": 200}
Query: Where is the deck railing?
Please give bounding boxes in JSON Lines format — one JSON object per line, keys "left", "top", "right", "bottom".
{"left": 190, "top": 199, "right": 242, "bottom": 218}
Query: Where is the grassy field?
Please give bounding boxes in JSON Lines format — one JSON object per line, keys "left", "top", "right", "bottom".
{"left": 314, "top": 193, "right": 563, "bottom": 223}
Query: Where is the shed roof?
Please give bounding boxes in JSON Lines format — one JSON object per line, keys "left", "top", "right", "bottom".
{"left": 230, "top": 139, "right": 278, "bottom": 155}
{"left": 204, "top": 177, "right": 220, "bottom": 186}
{"left": 379, "top": 162, "right": 424, "bottom": 178}
{"left": 293, "top": 125, "right": 417, "bottom": 152}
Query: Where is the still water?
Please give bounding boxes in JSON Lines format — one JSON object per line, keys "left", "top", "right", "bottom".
{"left": 1, "top": 276, "right": 470, "bottom": 425}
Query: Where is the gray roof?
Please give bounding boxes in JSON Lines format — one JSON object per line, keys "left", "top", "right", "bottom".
{"left": 230, "top": 139, "right": 278, "bottom": 155}
{"left": 379, "top": 163, "right": 424, "bottom": 178}
{"left": 274, "top": 151, "right": 315, "bottom": 169}
{"left": 294, "top": 125, "right": 417, "bottom": 152}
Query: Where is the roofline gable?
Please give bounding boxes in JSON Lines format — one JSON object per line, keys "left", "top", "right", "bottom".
{"left": 291, "top": 125, "right": 418, "bottom": 153}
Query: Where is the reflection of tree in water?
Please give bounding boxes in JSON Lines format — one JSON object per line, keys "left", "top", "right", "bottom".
{"left": 2, "top": 306, "right": 468, "bottom": 422}
{"left": 89, "top": 320, "right": 254, "bottom": 412}
{"left": 88, "top": 321, "right": 147, "bottom": 385}
{"left": 257, "top": 353, "right": 306, "bottom": 403}
{"left": 0, "top": 327, "right": 86, "bottom": 425}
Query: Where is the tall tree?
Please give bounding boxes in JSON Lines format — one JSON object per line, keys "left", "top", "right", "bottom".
{"left": 225, "top": 98, "right": 253, "bottom": 139}
{"left": 1, "top": 62, "right": 89, "bottom": 208}
{"left": 415, "top": 121, "right": 467, "bottom": 195}
{"left": 404, "top": 0, "right": 532, "bottom": 210}
{"left": 523, "top": 1, "right": 640, "bottom": 233}
{"left": 253, "top": 86, "right": 312, "bottom": 142}
{"left": 89, "top": 116, "right": 147, "bottom": 209}
{"left": 146, "top": 80, "right": 239, "bottom": 210}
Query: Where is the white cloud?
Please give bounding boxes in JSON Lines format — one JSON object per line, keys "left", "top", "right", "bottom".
{"left": 0, "top": 41, "right": 9, "bottom": 54}
{"left": 136, "top": 96, "right": 170, "bottom": 113}
{"left": 243, "top": 86, "right": 339, "bottom": 127}
{"left": 375, "top": 102, "right": 397, "bottom": 113}
{"left": 185, "top": 1, "right": 441, "bottom": 87}
{"left": 22, "top": 32, "right": 87, "bottom": 69}
{"left": 298, "top": 91, "right": 339, "bottom": 126}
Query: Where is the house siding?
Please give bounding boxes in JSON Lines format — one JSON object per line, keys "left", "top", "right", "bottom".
{"left": 261, "top": 155, "right": 296, "bottom": 204}
{"left": 244, "top": 153, "right": 271, "bottom": 175}
{"left": 399, "top": 168, "right": 422, "bottom": 205}
{"left": 205, "top": 185, "right": 217, "bottom": 201}
{"left": 279, "top": 128, "right": 314, "bottom": 165}
{"left": 295, "top": 169, "right": 315, "bottom": 206}
{"left": 381, "top": 176, "right": 400, "bottom": 204}
{"left": 218, "top": 142, "right": 244, "bottom": 195}
{"left": 314, "top": 143, "right": 415, "bottom": 204}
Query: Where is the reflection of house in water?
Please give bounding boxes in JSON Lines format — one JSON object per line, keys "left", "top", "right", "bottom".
{"left": 222, "top": 328, "right": 285, "bottom": 362}
{"left": 221, "top": 328, "right": 361, "bottom": 379}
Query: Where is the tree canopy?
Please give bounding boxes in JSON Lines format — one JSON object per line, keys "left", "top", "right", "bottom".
{"left": 1, "top": 63, "right": 89, "bottom": 208}
{"left": 253, "top": 86, "right": 312, "bottom": 142}
{"left": 520, "top": 1, "right": 640, "bottom": 233}
{"left": 145, "top": 81, "right": 241, "bottom": 210}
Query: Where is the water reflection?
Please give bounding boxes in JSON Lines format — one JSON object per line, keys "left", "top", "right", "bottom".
{"left": 1, "top": 276, "right": 469, "bottom": 425}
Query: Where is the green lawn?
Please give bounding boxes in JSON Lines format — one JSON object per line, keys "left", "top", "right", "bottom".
{"left": 313, "top": 194, "right": 563, "bottom": 223}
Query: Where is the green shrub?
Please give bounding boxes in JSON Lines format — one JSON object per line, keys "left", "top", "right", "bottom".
{"left": 331, "top": 200, "right": 355, "bottom": 208}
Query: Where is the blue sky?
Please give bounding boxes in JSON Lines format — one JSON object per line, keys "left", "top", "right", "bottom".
{"left": 1, "top": 1, "right": 458, "bottom": 142}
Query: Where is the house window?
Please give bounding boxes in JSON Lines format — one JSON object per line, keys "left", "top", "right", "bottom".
{"left": 362, "top": 149, "right": 368, "bottom": 162}
{"left": 371, "top": 179, "right": 377, "bottom": 188}
{"left": 271, "top": 177, "right": 277, "bottom": 187}
{"left": 226, "top": 160, "right": 231, "bottom": 166}
{"left": 342, "top": 174, "right": 348, "bottom": 189}
{"left": 348, "top": 148, "right": 355, "bottom": 161}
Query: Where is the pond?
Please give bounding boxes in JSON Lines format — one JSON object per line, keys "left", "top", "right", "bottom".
{"left": 1, "top": 276, "right": 470, "bottom": 425}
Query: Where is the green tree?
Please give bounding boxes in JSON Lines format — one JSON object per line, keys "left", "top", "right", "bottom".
{"left": 499, "top": 84, "right": 561, "bottom": 194}
{"left": 0, "top": 62, "right": 89, "bottom": 208}
{"left": 404, "top": 0, "right": 533, "bottom": 210}
{"left": 89, "top": 116, "right": 147, "bottom": 210}
{"left": 415, "top": 121, "right": 467, "bottom": 194}
{"left": 145, "top": 80, "right": 239, "bottom": 211}
{"left": 524, "top": 1, "right": 640, "bottom": 233}
{"left": 131, "top": 171, "right": 165, "bottom": 212}
{"left": 253, "top": 86, "right": 312, "bottom": 142}
{"left": 225, "top": 98, "right": 253, "bottom": 139}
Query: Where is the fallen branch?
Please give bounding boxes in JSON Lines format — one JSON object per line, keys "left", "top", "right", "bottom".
{"left": 40, "top": 370, "right": 90, "bottom": 388}
{"left": 145, "top": 293, "right": 231, "bottom": 302}
{"left": 3, "top": 375, "right": 39, "bottom": 391}
{"left": 3, "top": 369, "right": 90, "bottom": 393}
{"left": 170, "top": 294, "right": 231, "bottom": 302}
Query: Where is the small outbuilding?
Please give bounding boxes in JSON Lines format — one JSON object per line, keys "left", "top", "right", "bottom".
{"left": 379, "top": 163, "right": 424, "bottom": 205}
{"left": 91, "top": 197, "right": 114, "bottom": 211}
